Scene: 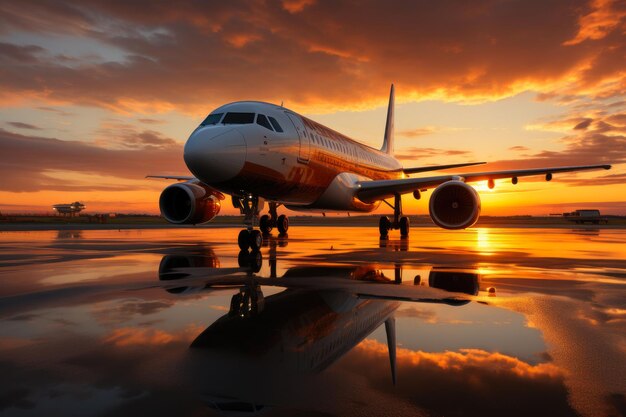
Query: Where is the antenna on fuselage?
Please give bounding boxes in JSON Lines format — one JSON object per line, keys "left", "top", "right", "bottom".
{"left": 280, "top": 100, "right": 284, "bottom": 107}
{"left": 381, "top": 84, "right": 395, "bottom": 155}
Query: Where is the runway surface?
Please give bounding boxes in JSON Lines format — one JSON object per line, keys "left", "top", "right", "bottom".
{"left": 0, "top": 226, "right": 625, "bottom": 417}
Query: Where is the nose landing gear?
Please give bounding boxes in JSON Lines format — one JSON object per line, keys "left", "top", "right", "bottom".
{"left": 234, "top": 194, "right": 264, "bottom": 251}
{"left": 379, "top": 193, "right": 410, "bottom": 238}
{"left": 234, "top": 196, "right": 289, "bottom": 251}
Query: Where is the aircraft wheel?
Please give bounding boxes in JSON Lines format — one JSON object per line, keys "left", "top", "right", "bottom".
{"left": 277, "top": 215, "right": 289, "bottom": 234}
{"left": 238, "top": 229, "right": 250, "bottom": 251}
{"left": 379, "top": 216, "right": 391, "bottom": 237}
{"left": 249, "top": 230, "right": 263, "bottom": 252}
{"left": 400, "top": 216, "right": 410, "bottom": 237}
{"left": 260, "top": 215, "right": 272, "bottom": 235}
{"left": 238, "top": 250, "right": 262, "bottom": 272}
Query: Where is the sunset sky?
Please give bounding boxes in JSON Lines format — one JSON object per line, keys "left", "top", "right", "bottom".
{"left": 0, "top": 0, "right": 624, "bottom": 216}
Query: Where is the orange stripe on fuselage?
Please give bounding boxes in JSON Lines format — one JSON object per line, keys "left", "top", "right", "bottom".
{"left": 222, "top": 115, "right": 403, "bottom": 205}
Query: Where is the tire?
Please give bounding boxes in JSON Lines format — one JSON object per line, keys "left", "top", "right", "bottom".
{"left": 400, "top": 216, "right": 410, "bottom": 237}
{"left": 238, "top": 230, "right": 250, "bottom": 251}
{"left": 379, "top": 216, "right": 391, "bottom": 237}
{"left": 260, "top": 215, "right": 272, "bottom": 234}
{"left": 277, "top": 215, "right": 289, "bottom": 234}
{"left": 249, "top": 230, "right": 263, "bottom": 251}
{"left": 250, "top": 250, "right": 262, "bottom": 272}
{"left": 238, "top": 250, "right": 262, "bottom": 272}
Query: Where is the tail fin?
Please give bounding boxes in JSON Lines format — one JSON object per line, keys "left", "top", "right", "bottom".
{"left": 381, "top": 84, "right": 394, "bottom": 155}
{"left": 385, "top": 316, "right": 397, "bottom": 385}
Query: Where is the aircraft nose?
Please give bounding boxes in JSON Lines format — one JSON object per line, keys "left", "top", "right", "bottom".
{"left": 183, "top": 127, "right": 246, "bottom": 183}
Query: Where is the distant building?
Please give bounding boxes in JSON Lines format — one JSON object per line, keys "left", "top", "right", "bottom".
{"left": 563, "top": 209, "right": 608, "bottom": 224}
{"left": 52, "top": 201, "right": 85, "bottom": 217}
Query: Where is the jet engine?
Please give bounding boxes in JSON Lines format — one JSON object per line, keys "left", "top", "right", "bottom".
{"left": 159, "top": 182, "right": 223, "bottom": 224}
{"left": 429, "top": 180, "right": 481, "bottom": 229}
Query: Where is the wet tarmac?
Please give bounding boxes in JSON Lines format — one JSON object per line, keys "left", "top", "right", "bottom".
{"left": 0, "top": 226, "right": 625, "bottom": 417}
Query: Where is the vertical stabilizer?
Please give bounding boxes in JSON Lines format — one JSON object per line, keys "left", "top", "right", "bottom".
{"left": 381, "top": 84, "right": 395, "bottom": 155}
{"left": 385, "top": 316, "right": 397, "bottom": 385}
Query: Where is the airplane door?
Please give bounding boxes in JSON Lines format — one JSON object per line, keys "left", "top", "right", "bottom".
{"left": 286, "top": 112, "right": 310, "bottom": 163}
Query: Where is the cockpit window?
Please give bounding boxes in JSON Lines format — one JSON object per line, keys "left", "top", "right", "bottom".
{"left": 268, "top": 116, "right": 283, "bottom": 132}
{"left": 200, "top": 113, "right": 223, "bottom": 126}
{"left": 223, "top": 112, "right": 255, "bottom": 124}
{"left": 256, "top": 114, "right": 273, "bottom": 131}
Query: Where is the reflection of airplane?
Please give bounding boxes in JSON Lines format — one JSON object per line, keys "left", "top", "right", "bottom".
{"left": 52, "top": 201, "right": 85, "bottom": 216}
{"left": 149, "top": 85, "right": 611, "bottom": 250}
{"left": 158, "top": 251, "right": 479, "bottom": 413}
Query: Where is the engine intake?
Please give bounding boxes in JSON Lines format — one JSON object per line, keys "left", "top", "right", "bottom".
{"left": 159, "top": 182, "right": 222, "bottom": 224}
{"left": 429, "top": 181, "right": 481, "bottom": 229}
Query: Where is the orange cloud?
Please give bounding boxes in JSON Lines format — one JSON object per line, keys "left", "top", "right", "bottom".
{"left": 282, "top": 0, "right": 316, "bottom": 14}
{"left": 563, "top": 0, "right": 626, "bottom": 45}
{"left": 0, "top": 128, "right": 187, "bottom": 192}
{"left": 0, "top": 0, "right": 623, "bottom": 113}
{"left": 104, "top": 324, "right": 203, "bottom": 347}
{"left": 356, "top": 339, "right": 562, "bottom": 379}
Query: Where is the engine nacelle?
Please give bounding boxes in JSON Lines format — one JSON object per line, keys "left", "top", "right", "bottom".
{"left": 429, "top": 180, "right": 481, "bottom": 229}
{"left": 159, "top": 182, "right": 222, "bottom": 224}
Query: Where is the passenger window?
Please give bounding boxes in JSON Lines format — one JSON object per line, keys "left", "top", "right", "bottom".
{"left": 223, "top": 112, "right": 255, "bottom": 124}
{"left": 256, "top": 114, "right": 273, "bottom": 131}
{"left": 200, "top": 113, "right": 223, "bottom": 126}
{"left": 268, "top": 116, "right": 284, "bottom": 132}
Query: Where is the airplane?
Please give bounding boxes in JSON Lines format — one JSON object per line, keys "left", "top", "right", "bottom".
{"left": 149, "top": 85, "right": 611, "bottom": 251}
{"left": 52, "top": 201, "right": 85, "bottom": 216}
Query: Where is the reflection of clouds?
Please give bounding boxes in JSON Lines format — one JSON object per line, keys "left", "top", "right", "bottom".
{"left": 356, "top": 339, "right": 562, "bottom": 378}
{"left": 91, "top": 299, "right": 175, "bottom": 325}
{"left": 103, "top": 325, "right": 202, "bottom": 347}
{"left": 343, "top": 339, "right": 575, "bottom": 417}
{"left": 394, "top": 306, "right": 437, "bottom": 323}
{"left": 498, "top": 296, "right": 626, "bottom": 417}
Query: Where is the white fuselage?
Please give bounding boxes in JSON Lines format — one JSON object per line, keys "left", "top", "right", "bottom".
{"left": 184, "top": 101, "right": 403, "bottom": 212}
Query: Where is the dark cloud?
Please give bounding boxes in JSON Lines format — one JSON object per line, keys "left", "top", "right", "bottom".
{"left": 0, "top": 128, "right": 187, "bottom": 192}
{"left": 137, "top": 118, "right": 165, "bottom": 125}
{"left": 455, "top": 112, "right": 626, "bottom": 176}
{"left": 35, "top": 106, "right": 74, "bottom": 116}
{"left": 0, "top": 0, "right": 623, "bottom": 112}
{"left": 573, "top": 118, "right": 593, "bottom": 129}
{"left": 395, "top": 147, "right": 472, "bottom": 161}
{"left": 558, "top": 173, "right": 626, "bottom": 186}
{"left": 397, "top": 128, "right": 437, "bottom": 138}
{"left": 7, "top": 122, "right": 40, "bottom": 130}
{"left": 509, "top": 145, "right": 530, "bottom": 151}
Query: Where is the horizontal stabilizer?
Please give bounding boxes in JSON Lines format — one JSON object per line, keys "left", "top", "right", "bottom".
{"left": 403, "top": 162, "right": 486, "bottom": 174}
{"left": 146, "top": 175, "right": 195, "bottom": 181}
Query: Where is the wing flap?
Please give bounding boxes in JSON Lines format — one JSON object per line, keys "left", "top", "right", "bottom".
{"left": 357, "top": 164, "right": 611, "bottom": 203}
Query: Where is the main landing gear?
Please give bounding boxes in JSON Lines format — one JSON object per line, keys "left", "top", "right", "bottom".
{"left": 379, "top": 193, "right": 410, "bottom": 239}
{"left": 234, "top": 196, "right": 289, "bottom": 252}
{"left": 259, "top": 202, "right": 289, "bottom": 236}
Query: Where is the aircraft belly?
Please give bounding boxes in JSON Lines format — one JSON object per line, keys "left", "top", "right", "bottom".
{"left": 288, "top": 172, "right": 380, "bottom": 212}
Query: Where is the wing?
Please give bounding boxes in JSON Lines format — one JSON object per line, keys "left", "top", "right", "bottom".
{"left": 146, "top": 175, "right": 196, "bottom": 181}
{"left": 403, "top": 161, "right": 486, "bottom": 174}
{"left": 357, "top": 164, "right": 611, "bottom": 202}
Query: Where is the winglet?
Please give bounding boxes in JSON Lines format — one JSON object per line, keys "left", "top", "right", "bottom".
{"left": 385, "top": 316, "right": 397, "bottom": 385}
{"left": 381, "top": 84, "right": 394, "bottom": 155}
